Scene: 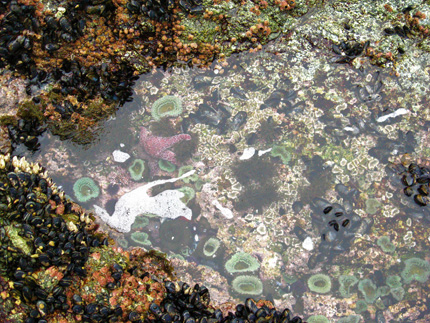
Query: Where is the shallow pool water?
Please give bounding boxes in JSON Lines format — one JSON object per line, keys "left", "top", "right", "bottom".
{"left": 20, "top": 20, "right": 430, "bottom": 323}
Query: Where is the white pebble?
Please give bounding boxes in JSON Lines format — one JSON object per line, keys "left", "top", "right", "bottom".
{"left": 112, "top": 150, "right": 130, "bottom": 163}
{"left": 302, "top": 237, "right": 314, "bottom": 251}
{"left": 212, "top": 200, "right": 234, "bottom": 219}
{"left": 239, "top": 147, "right": 256, "bottom": 160}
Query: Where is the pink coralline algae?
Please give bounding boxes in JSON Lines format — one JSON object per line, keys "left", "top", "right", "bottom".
{"left": 139, "top": 127, "right": 191, "bottom": 175}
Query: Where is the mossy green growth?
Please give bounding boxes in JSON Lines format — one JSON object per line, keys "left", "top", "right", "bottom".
{"left": 225, "top": 252, "right": 260, "bottom": 274}
{"left": 386, "top": 275, "right": 402, "bottom": 289}
{"left": 73, "top": 177, "right": 100, "bottom": 202}
{"left": 307, "top": 315, "right": 330, "bottom": 323}
{"left": 151, "top": 95, "right": 182, "bottom": 120}
{"left": 401, "top": 257, "right": 430, "bottom": 284}
{"left": 338, "top": 275, "right": 358, "bottom": 298}
{"left": 131, "top": 215, "right": 150, "bottom": 230}
{"left": 5, "top": 225, "right": 31, "bottom": 255}
{"left": 307, "top": 274, "right": 331, "bottom": 294}
{"left": 377, "top": 235, "right": 396, "bottom": 253}
{"left": 158, "top": 160, "right": 176, "bottom": 173}
{"left": 178, "top": 186, "right": 195, "bottom": 204}
{"left": 178, "top": 165, "right": 199, "bottom": 183}
{"left": 128, "top": 159, "right": 146, "bottom": 181}
{"left": 354, "top": 300, "right": 367, "bottom": 314}
{"left": 337, "top": 315, "right": 361, "bottom": 323}
{"left": 130, "top": 232, "right": 151, "bottom": 247}
{"left": 271, "top": 145, "right": 292, "bottom": 164}
{"left": 390, "top": 287, "right": 405, "bottom": 301}
{"left": 366, "top": 198, "right": 381, "bottom": 215}
{"left": 358, "top": 279, "right": 380, "bottom": 303}
{"left": 231, "top": 275, "right": 263, "bottom": 296}
{"left": 203, "top": 237, "right": 221, "bottom": 258}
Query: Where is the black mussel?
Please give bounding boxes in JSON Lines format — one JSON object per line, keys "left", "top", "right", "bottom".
{"left": 214, "top": 309, "right": 223, "bottom": 322}
{"left": 418, "top": 184, "right": 429, "bottom": 196}
{"left": 85, "top": 303, "right": 98, "bottom": 314}
{"left": 165, "top": 281, "right": 176, "bottom": 293}
{"left": 161, "top": 313, "right": 173, "bottom": 323}
{"left": 72, "top": 294, "right": 83, "bottom": 304}
{"left": 255, "top": 308, "right": 268, "bottom": 318}
{"left": 414, "top": 194, "right": 428, "bottom": 207}
{"left": 112, "top": 262, "right": 123, "bottom": 273}
{"left": 37, "top": 300, "right": 48, "bottom": 316}
{"left": 185, "top": 318, "right": 196, "bottom": 323}
{"left": 22, "top": 285, "right": 33, "bottom": 302}
{"left": 323, "top": 206, "right": 332, "bottom": 214}
{"left": 402, "top": 173, "right": 416, "bottom": 187}
{"left": 342, "top": 219, "right": 350, "bottom": 228}
{"left": 128, "top": 311, "right": 140, "bottom": 320}
{"left": 59, "top": 17, "right": 72, "bottom": 33}
{"left": 127, "top": 0, "right": 141, "bottom": 13}
{"left": 245, "top": 298, "right": 258, "bottom": 314}
{"left": 293, "top": 226, "right": 308, "bottom": 241}
{"left": 99, "top": 306, "right": 110, "bottom": 317}
{"left": 231, "top": 111, "right": 247, "bottom": 131}
{"left": 311, "top": 197, "right": 332, "bottom": 213}
{"left": 111, "top": 272, "right": 122, "bottom": 281}
{"left": 73, "top": 304, "right": 84, "bottom": 315}
{"left": 408, "top": 163, "right": 420, "bottom": 175}
{"left": 14, "top": 270, "right": 26, "bottom": 280}
{"left": 106, "top": 282, "right": 116, "bottom": 289}
{"left": 7, "top": 172, "right": 20, "bottom": 188}
{"left": 45, "top": 43, "right": 59, "bottom": 52}
{"left": 39, "top": 254, "right": 50, "bottom": 267}
{"left": 52, "top": 285, "right": 64, "bottom": 297}
{"left": 417, "top": 173, "right": 430, "bottom": 184}
{"left": 290, "top": 317, "right": 302, "bottom": 323}
{"left": 322, "top": 230, "right": 337, "bottom": 242}
{"left": 149, "top": 303, "right": 162, "bottom": 317}
{"left": 35, "top": 287, "right": 48, "bottom": 300}
{"left": 182, "top": 310, "right": 191, "bottom": 321}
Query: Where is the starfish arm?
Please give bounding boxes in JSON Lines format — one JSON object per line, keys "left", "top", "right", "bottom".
{"left": 158, "top": 149, "right": 178, "bottom": 165}
{"left": 161, "top": 134, "right": 191, "bottom": 150}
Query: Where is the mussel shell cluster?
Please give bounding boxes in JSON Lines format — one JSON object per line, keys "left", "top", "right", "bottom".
{"left": 0, "top": 155, "right": 104, "bottom": 321}
{"left": 149, "top": 282, "right": 303, "bottom": 323}
{"left": 309, "top": 197, "right": 363, "bottom": 262}
{"left": 127, "top": 0, "right": 203, "bottom": 22}
{"left": 387, "top": 161, "right": 430, "bottom": 221}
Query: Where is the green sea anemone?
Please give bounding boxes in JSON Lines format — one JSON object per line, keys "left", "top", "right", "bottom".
{"left": 131, "top": 215, "right": 150, "bottom": 230}
{"left": 203, "top": 237, "right": 221, "bottom": 258}
{"left": 401, "top": 257, "right": 430, "bottom": 284}
{"left": 377, "top": 285, "right": 390, "bottom": 297}
{"left": 178, "top": 165, "right": 198, "bottom": 183}
{"left": 338, "top": 275, "right": 358, "bottom": 298}
{"left": 130, "top": 232, "right": 151, "bottom": 247}
{"left": 376, "top": 235, "right": 396, "bottom": 253}
{"left": 365, "top": 198, "right": 381, "bottom": 215}
{"left": 358, "top": 279, "right": 380, "bottom": 303}
{"left": 307, "top": 315, "right": 330, "bottom": 323}
{"left": 128, "top": 159, "right": 146, "bottom": 181}
{"left": 386, "top": 275, "right": 402, "bottom": 289}
{"left": 73, "top": 177, "right": 100, "bottom": 202}
{"left": 307, "top": 274, "right": 331, "bottom": 294}
{"left": 158, "top": 160, "right": 176, "bottom": 173}
{"left": 271, "top": 145, "right": 292, "bottom": 164}
{"left": 231, "top": 275, "right": 263, "bottom": 295}
{"left": 178, "top": 186, "right": 195, "bottom": 204}
{"left": 354, "top": 300, "right": 367, "bottom": 314}
{"left": 151, "top": 95, "right": 183, "bottom": 120}
{"left": 390, "top": 287, "right": 405, "bottom": 301}
{"left": 225, "top": 252, "right": 260, "bottom": 274}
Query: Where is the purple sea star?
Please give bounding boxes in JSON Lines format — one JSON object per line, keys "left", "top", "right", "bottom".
{"left": 139, "top": 127, "right": 191, "bottom": 176}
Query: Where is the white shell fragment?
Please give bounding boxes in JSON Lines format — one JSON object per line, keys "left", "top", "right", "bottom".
{"left": 212, "top": 200, "right": 234, "bottom": 219}
{"left": 112, "top": 150, "right": 131, "bottom": 163}
{"left": 302, "top": 237, "right": 314, "bottom": 251}
{"left": 258, "top": 148, "right": 272, "bottom": 156}
{"left": 376, "top": 108, "right": 409, "bottom": 123}
{"left": 94, "top": 170, "right": 196, "bottom": 232}
{"left": 239, "top": 147, "right": 256, "bottom": 160}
